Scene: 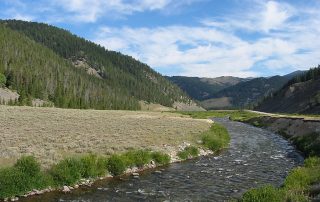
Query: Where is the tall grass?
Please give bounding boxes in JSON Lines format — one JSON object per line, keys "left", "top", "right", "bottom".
{"left": 201, "top": 123, "right": 230, "bottom": 152}
{"left": 106, "top": 154, "right": 126, "bottom": 176}
{"left": 177, "top": 146, "right": 199, "bottom": 160}
{"left": 241, "top": 156, "right": 320, "bottom": 202}
{"left": 151, "top": 152, "right": 170, "bottom": 165}
{"left": 291, "top": 132, "right": 320, "bottom": 157}
{"left": 0, "top": 156, "right": 53, "bottom": 199}
{"left": 0, "top": 150, "right": 172, "bottom": 199}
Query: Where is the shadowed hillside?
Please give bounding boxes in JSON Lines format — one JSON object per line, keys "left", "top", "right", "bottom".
{"left": 256, "top": 66, "right": 320, "bottom": 114}
{"left": 167, "top": 76, "right": 250, "bottom": 101}
{"left": 201, "top": 71, "right": 304, "bottom": 109}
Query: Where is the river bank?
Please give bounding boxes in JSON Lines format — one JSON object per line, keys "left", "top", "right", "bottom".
{"left": 231, "top": 111, "right": 320, "bottom": 201}
{"left": 0, "top": 106, "right": 230, "bottom": 201}
{"left": 18, "top": 118, "right": 303, "bottom": 201}
{"left": 178, "top": 110, "right": 320, "bottom": 201}
{"left": 240, "top": 115, "right": 320, "bottom": 157}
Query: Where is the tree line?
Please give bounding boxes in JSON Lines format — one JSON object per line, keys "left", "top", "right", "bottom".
{"left": 0, "top": 20, "right": 190, "bottom": 109}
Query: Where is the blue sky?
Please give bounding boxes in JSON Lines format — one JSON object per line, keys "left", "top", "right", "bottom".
{"left": 1, "top": 0, "right": 320, "bottom": 78}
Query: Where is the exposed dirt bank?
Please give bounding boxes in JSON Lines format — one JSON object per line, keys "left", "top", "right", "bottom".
{"left": 244, "top": 115, "right": 320, "bottom": 156}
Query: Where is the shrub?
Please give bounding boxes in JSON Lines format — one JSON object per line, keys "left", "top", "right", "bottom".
{"left": 241, "top": 185, "right": 285, "bottom": 202}
{"left": 0, "top": 73, "right": 6, "bottom": 87}
{"left": 0, "top": 168, "right": 26, "bottom": 198}
{"left": 178, "top": 146, "right": 199, "bottom": 160}
{"left": 49, "top": 158, "right": 83, "bottom": 186}
{"left": 177, "top": 150, "right": 189, "bottom": 160}
{"left": 15, "top": 156, "right": 41, "bottom": 176}
{"left": 304, "top": 156, "right": 320, "bottom": 168}
{"left": 123, "top": 150, "right": 152, "bottom": 167}
{"left": 106, "top": 155, "right": 126, "bottom": 176}
{"left": 201, "top": 123, "right": 230, "bottom": 152}
{"left": 0, "top": 156, "right": 52, "bottom": 199}
{"left": 284, "top": 165, "right": 320, "bottom": 191}
{"left": 241, "top": 156, "right": 320, "bottom": 201}
{"left": 292, "top": 133, "right": 320, "bottom": 156}
{"left": 80, "top": 154, "right": 107, "bottom": 178}
{"left": 151, "top": 152, "right": 170, "bottom": 165}
{"left": 202, "top": 135, "right": 223, "bottom": 151}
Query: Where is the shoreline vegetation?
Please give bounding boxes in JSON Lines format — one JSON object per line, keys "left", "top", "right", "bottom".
{"left": 177, "top": 110, "right": 320, "bottom": 201}
{"left": 0, "top": 107, "right": 230, "bottom": 201}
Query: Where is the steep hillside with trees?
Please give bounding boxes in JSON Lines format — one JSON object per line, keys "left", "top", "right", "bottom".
{"left": 0, "top": 20, "right": 190, "bottom": 109}
{"left": 0, "top": 25, "right": 140, "bottom": 109}
{"left": 256, "top": 66, "right": 320, "bottom": 114}
{"left": 201, "top": 71, "right": 304, "bottom": 109}
{"left": 167, "top": 76, "right": 249, "bottom": 100}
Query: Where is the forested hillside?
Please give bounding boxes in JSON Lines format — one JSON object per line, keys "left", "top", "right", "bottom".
{"left": 200, "top": 71, "right": 304, "bottom": 110}
{"left": 0, "top": 20, "right": 190, "bottom": 110}
{"left": 167, "top": 76, "right": 249, "bottom": 100}
{"left": 256, "top": 66, "right": 320, "bottom": 114}
{"left": 0, "top": 25, "right": 139, "bottom": 109}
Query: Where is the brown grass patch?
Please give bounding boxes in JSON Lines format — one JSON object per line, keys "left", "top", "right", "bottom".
{"left": 0, "top": 106, "right": 210, "bottom": 168}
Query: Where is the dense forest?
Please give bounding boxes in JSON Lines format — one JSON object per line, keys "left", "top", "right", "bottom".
{"left": 284, "top": 66, "right": 320, "bottom": 87}
{"left": 0, "top": 25, "right": 140, "bottom": 109}
{"left": 0, "top": 20, "right": 190, "bottom": 109}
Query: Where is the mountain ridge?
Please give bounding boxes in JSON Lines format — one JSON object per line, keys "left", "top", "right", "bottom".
{"left": 167, "top": 76, "right": 251, "bottom": 101}
{"left": 256, "top": 66, "right": 320, "bottom": 114}
{"left": 0, "top": 20, "right": 193, "bottom": 110}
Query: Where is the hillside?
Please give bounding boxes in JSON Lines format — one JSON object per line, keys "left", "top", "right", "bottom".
{"left": 201, "top": 71, "right": 304, "bottom": 110}
{"left": 167, "top": 76, "right": 249, "bottom": 100}
{"left": 0, "top": 20, "right": 190, "bottom": 110}
{"left": 256, "top": 66, "right": 320, "bottom": 114}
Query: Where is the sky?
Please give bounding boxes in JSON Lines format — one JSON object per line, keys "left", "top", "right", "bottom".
{"left": 1, "top": 0, "right": 320, "bottom": 78}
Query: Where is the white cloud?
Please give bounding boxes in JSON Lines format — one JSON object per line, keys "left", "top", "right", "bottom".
{"left": 260, "top": 1, "right": 292, "bottom": 32}
{"left": 1, "top": 0, "right": 319, "bottom": 77}
{"left": 1, "top": 0, "right": 196, "bottom": 23}
{"left": 93, "top": 1, "right": 320, "bottom": 77}
{"left": 50, "top": 0, "right": 194, "bottom": 22}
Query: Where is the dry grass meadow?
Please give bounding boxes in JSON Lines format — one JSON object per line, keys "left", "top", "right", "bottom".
{"left": 0, "top": 105, "right": 211, "bottom": 168}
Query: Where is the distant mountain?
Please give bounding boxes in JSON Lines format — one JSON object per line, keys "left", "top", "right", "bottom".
{"left": 200, "top": 71, "right": 305, "bottom": 110}
{"left": 256, "top": 67, "right": 320, "bottom": 114}
{"left": 0, "top": 20, "right": 191, "bottom": 110}
{"left": 167, "top": 76, "right": 250, "bottom": 101}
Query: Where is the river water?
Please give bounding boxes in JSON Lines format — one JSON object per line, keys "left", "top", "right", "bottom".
{"left": 22, "top": 118, "right": 304, "bottom": 202}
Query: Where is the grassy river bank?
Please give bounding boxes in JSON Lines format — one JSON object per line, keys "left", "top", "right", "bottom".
{"left": 0, "top": 106, "right": 230, "bottom": 200}
{"left": 178, "top": 110, "right": 320, "bottom": 201}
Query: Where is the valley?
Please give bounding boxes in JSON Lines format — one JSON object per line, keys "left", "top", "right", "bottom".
{"left": 0, "top": 14, "right": 319, "bottom": 202}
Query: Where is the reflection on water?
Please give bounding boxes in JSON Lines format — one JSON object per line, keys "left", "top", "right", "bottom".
{"left": 22, "top": 118, "right": 303, "bottom": 202}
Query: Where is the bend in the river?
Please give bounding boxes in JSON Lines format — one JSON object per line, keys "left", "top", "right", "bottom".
{"left": 22, "top": 118, "right": 304, "bottom": 202}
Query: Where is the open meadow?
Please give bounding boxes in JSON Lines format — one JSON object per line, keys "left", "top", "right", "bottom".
{"left": 0, "top": 106, "right": 211, "bottom": 168}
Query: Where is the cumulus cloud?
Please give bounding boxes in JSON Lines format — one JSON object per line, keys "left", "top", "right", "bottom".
{"left": 1, "top": 0, "right": 319, "bottom": 77}
{"left": 93, "top": 1, "right": 320, "bottom": 77}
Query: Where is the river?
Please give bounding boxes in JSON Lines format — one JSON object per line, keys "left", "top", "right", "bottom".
{"left": 21, "top": 118, "right": 304, "bottom": 201}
